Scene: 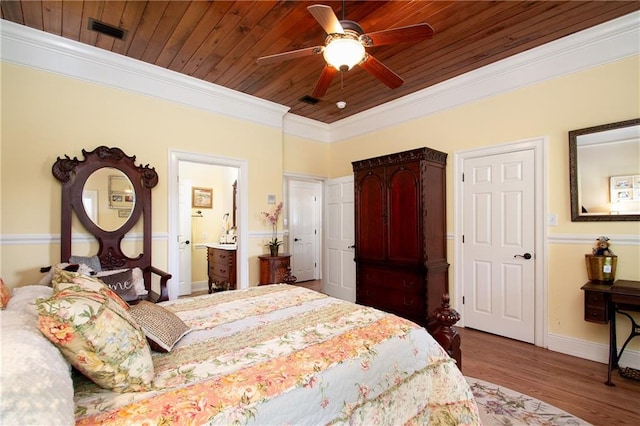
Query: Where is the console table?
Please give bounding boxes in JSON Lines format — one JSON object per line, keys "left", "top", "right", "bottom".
{"left": 581, "top": 280, "right": 640, "bottom": 386}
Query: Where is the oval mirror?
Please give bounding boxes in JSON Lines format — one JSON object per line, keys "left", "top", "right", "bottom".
{"left": 83, "top": 167, "right": 135, "bottom": 231}
{"left": 569, "top": 118, "right": 640, "bottom": 221}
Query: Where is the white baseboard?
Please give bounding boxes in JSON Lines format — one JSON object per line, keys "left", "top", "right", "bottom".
{"left": 547, "top": 332, "right": 640, "bottom": 369}
{"left": 190, "top": 280, "right": 209, "bottom": 294}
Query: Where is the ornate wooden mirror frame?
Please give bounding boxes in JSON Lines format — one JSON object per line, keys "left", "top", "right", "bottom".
{"left": 52, "top": 146, "right": 170, "bottom": 301}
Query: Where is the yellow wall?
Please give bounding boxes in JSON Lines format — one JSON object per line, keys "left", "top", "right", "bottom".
{"left": 0, "top": 62, "right": 283, "bottom": 286}
{"left": 283, "top": 134, "right": 330, "bottom": 177}
{"left": 1, "top": 51, "right": 639, "bottom": 357}
{"left": 328, "top": 56, "right": 640, "bottom": 351}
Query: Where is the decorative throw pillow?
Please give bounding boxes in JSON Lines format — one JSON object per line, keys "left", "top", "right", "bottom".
{"left": 52, "top": 268, "right": 129, "bottom": 311}
{"left": 96, "top": 267, "right": 147, "bottom": 298}
{"left": 69, "top": 255, "right": 102, "bottom": 272}
{"left": 129, "top": 301, "right": 191, "bottom": 352}
{"left": 0, "top": 278, "right": 11, "bottom": 309}
{"left": 36, "top": 287, "right": 154, "bottom": 392}
{"left": 38, "top": 262, "right": 93, "bottom": 286}
{"left": 95, "top": 269, "right": 139, "bottom": 302}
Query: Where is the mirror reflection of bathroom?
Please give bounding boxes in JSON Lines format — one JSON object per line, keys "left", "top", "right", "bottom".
{"left": 178, "top": 162, "right": 239, "bottom": 297}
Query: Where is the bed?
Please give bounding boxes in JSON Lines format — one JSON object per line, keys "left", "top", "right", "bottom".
{"left": 1, "top": 281, "right": 480, "bottom": 425}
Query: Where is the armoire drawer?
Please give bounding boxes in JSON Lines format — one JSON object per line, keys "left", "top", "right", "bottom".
{"left": 359, "top": 266, "right": 422, "bottom": 293}
{"left": 358, "top": 288, "right": 424, "bottom": 318}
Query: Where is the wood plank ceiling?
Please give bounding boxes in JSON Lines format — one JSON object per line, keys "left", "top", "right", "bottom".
{"left": 2, "top": 1, "right": 638, "bottom": 124}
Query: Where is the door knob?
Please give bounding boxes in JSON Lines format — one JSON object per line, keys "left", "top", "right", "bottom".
{"left": 348, "top": 244, "right": 355, "bottom": 249}
{"left": 294, "top": 238, "right": 301, "bottom": 242}
{"left": 514, "top": 253, "right": 532, "bottom": 259}
{"left": 185, "top": 240, "right": 190, "bottom": 245}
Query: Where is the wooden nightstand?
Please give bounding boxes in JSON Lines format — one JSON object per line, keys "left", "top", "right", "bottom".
{"left": 258, "top": 254, "right": 296, "bottom": 285}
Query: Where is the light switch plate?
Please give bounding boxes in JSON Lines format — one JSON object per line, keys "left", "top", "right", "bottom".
{"left": 547, "top": 213, "right": 558, "bottom": 226}
{"left": 267, "top": 194, "right": 276, "bottom": 204}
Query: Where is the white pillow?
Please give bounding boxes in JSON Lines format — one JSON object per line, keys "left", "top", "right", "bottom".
{"left": 6, "top": 285, "right": 54, "bottom": 326}
{"left": 0, "top": 309, "right": 74, "bottom": 425}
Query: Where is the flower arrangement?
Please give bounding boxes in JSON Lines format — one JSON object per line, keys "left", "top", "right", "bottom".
{"left": 261, "top": 201, "right": 283, "bottom": 255}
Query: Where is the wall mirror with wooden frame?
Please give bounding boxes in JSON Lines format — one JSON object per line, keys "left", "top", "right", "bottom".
{"left": 52, "top": 146, "right": 171, "bottom": 301}
{"left": 569, "top": 118, "right": 640, "bottom": 221}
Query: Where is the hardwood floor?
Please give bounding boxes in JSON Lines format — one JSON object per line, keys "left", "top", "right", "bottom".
{"left": 459, "top": 327, "right": 640, "bottom": 425}
{"left": 292, "top": 279, "right": 323, "bottom": 292}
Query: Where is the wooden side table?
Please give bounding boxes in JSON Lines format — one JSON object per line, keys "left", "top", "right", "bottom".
{"left": 581, "top": 280, "right": 640, "bottom": 386}
{"left": 258, "top": 254, "right": 297, "bottom": 285}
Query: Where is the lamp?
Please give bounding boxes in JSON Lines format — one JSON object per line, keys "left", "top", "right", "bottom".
{"left": 323, "top": 33, "right": 365, "bottom": 72}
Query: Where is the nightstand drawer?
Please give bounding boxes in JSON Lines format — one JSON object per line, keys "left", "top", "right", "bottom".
{"left": 585, "top": 291, "right": 606, "bottom": 308}
{"left": 584, "top": 290, "right": 608, "bottom": 323}
{"left": 584, "top": 306, "right": 607, "bottom": 323}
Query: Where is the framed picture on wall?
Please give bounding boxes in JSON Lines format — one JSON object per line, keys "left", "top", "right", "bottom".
{"left": 108, "top": 175, "right": 135, "bottom": 209}
{"left": 192, "top": 187, "right": 213, "bottom": 209}
{"left": 610, "top": 175, "right": 640, "bottom": 203}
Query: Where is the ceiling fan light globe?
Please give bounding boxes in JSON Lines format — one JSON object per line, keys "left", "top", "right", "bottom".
{"left": 323, "top": 38, "right": 365, "bottom": 71}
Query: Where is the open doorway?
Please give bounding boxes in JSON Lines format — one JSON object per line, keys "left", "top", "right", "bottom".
{"left": 178, "top": 162, "right": 238, "bottom": 296}
{"left": 168, "top": 150, "right": 249, "bottom": 300}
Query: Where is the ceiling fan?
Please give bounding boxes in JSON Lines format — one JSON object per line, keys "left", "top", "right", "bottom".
{"left": 256, "top": 4, "right": 434, "bottom": 100}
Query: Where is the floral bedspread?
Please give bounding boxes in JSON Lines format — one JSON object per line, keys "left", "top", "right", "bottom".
{"left": 74, "top": 285, "right": 480, "bottom": 425}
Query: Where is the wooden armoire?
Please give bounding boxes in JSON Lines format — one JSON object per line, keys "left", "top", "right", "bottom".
{"left": 352, "top": 147, "right": 449, "bottom": 329}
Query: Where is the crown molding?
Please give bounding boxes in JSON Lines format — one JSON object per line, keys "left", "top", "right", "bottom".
{"left": 283, "top": 114, "right": 332, "bottom": 144}
{"left": 326, "top": 10, "right": 640, "bottom": 143}
{"left": 1, "top": 11, "right": 638, "bottom": 143}
{"left": 0, "top": 19, "right": 289, "bottom": 129}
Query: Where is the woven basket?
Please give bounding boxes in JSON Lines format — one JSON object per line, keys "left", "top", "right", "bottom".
{"left": 585, "top": 255, "right": 617, "bottom": 282}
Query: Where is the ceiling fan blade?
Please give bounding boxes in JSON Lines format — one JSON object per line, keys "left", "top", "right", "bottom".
{"left": 360, "top": 55, "right": 404, "bottom": 89}
{"left": 307, "top": 4, "right": 344, "bottom": 34}
{"left": 256, "top": 46, "right": 324, "bottom": 65}
{"left": 360, "top": 23, "right": 434, "bottom": 47}
{"left": 311, "top": 65, "right": 339, "bottom": 99}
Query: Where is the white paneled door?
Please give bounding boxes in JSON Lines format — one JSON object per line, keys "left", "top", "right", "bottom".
{"left": 463, "top": 150, "right": 535, "bottom": 343}
{"left": 324, "top": 176, "right": 356, "bottom": 302}
{"left": 289, "top": 180, "right": 322, "bottom": 282}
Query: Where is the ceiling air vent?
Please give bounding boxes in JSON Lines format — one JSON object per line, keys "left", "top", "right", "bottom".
{"left": 299, "top": 95, "right": 319, "bottom": 105}
{"left": 88, "top": 18, "right": 126, "bottom": 40}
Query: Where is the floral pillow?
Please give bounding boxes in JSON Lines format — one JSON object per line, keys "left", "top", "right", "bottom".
{"left": 0, "top": 278, "right": 11, "bottom": 309}
{"left": 37, "top": 286, "right": 154, "bottom": 392}
{"left": 52, "top": 268, "right": 129, "bottom": 311}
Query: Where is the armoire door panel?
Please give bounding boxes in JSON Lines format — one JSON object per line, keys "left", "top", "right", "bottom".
{"left": 423, "top": 162, "right": 447, "bottom": 262}
{"left": 388, "top": 165, "right": 421, "bottom": 262}
{"left": 356, "top": 171, "right": 386, "bottom": 260}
